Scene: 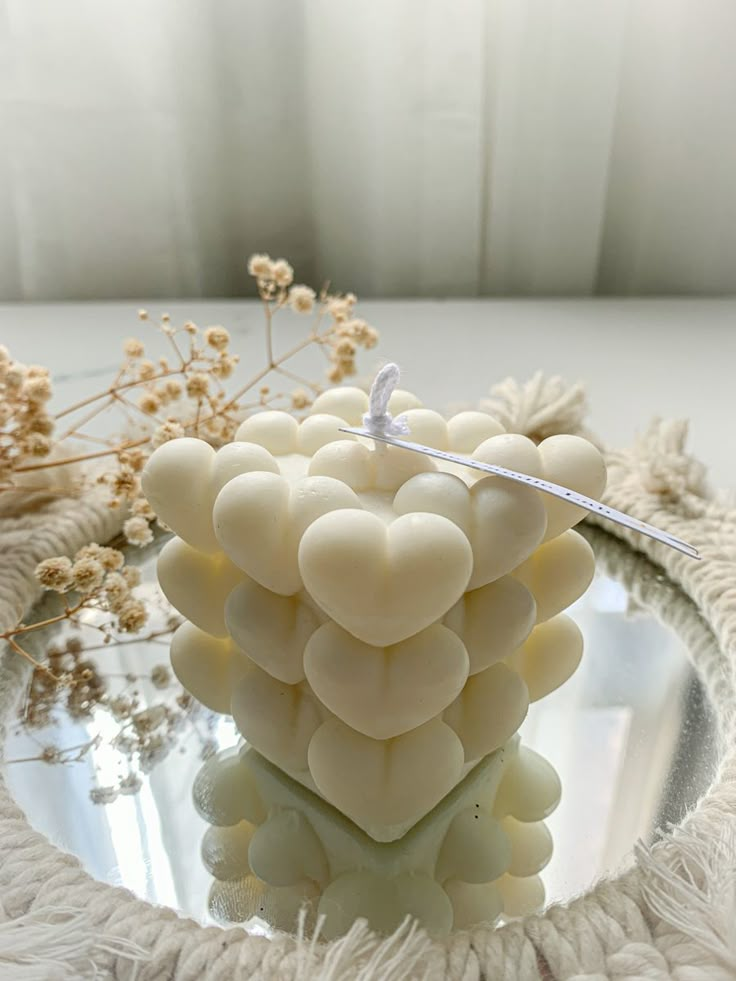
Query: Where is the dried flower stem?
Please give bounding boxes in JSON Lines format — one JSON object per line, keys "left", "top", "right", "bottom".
{"left": 14, "top": 439, "right": 148, "bottom": 474}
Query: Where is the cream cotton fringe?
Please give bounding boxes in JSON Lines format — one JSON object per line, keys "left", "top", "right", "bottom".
{"left": 1, "top": 378, "right": 735, "bottom": 980}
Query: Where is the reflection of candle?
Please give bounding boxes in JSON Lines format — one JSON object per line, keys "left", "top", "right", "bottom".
{"left": 195, "top": 740, "right": 560, "bottom": 937}
{"left": 143, "top": 382, "right": 605, "bottom": 841}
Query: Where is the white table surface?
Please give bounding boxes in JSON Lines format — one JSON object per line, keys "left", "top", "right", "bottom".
{"left": 1, "top": 298, "right": 734, "bottom": 489}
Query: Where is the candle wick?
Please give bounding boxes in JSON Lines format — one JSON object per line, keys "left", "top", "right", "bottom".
{"left": 363, "top": 363, "right": 409, "bottom": 438}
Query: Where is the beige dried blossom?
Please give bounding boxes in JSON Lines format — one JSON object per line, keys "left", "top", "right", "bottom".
{"left": 291, "top": 389, "right": 311, "bottom": 410}
{"left": 183, "top": 321, "right": 197, "bottom": 335}
{"left": 204, "top": 326, "right": 230, "bottom": 351}
{"left": 35, "top": 556, "right": 74, "bottom": 592}
{"left": 122, "top": 566, "right": 142, "bottom": 588}
{"left": 104, "top": 573, "right": 129, "bottom": 612}
{"left": 124, "top": 338, "right": 145, "bottom": 359}
{"left": 131, "top": 498, "right": 155, "bottom": 520}
{"left": 138, "top": 392, "right": 161, "bottom": 415}
{"left": 123, "top": 516, "right": 153, "bottom": 547}
{"left": 112, "top": 470, "right": 139, "bottom": 500}
{"left": 137, "top": 309, "right": 149, "bottom": 321}
{"left": 211, "top": 355, "right": 238, "bottom": 380}
{"left": 248, "top": 253, "right": 274, "bottom": 279}
{"left": 27, "top": 415, "right": 54, "bottom": 436}
{"left": 75, "top": 544, "right": 102, "bottom": 560}
{"left": 23, "top": 375, "right": 52, "bottom": 403}
{"left": 122, "top": 448, "right": 146, "bottom": 472}
{"left": 137, "top": 360, "right": 157, "bottom": 382}
{"left": 98, "top": 547, "right": 125, "bottom": 572}
{"left": 117, "top": 598, "right": 148, "bottom": 633}
{"left": 163, "top": 379, "right": 183, "bottom": 401}
{"left": 72, "top": 558, "right": 105, "bottom": 594}
{"left": 335, "top": 338, "right": 357, "bottom": 359}
{"left": 289, "top": 285, "right": 316, "bottom": 314}
{"left": 151, "top": 419, "right": 185, "bottom": 449}
{"left": 271, "top": 259, "right": 294, "bottom": 288}
{"left": 185, "top": 373, "right": 209, "bottom": 398}
{"left": 327, "top": 295, "right": 356, "bottom": 323}
{"left": 5, "top": 365, "right": 25, "bottom": 390}
{"left": 25, "top": 433, "right": 52, "bottom": 457}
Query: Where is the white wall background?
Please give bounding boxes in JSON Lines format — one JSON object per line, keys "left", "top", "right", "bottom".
{"left": 2, "top": 0, "right": 736, "bottom": 300}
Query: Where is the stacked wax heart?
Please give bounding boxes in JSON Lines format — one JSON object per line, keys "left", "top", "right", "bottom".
{"left": 142, "top": 385, "right": 605, "bottom": 842}
{"left": 195, "top": 739, "right": 560, "bottom": 938}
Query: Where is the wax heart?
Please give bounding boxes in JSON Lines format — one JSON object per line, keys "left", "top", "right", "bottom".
{"left": 444, "top": 880, "right": 503, "bottom": 929}
{"left": 310, "top": 387, "right": 369, "bottom": 424}
{"left": 512, "top": 529, "right": 595, "bottom": 623}
{"left": 299, "top": 509, "right": 473, "bottom": 646}
{"left": 309, "top": 439, "right": 436, "bottom": 492}
{"left": 436, "top": 809, "right": 511, "bottom": 884}
{"left": 318, "top": 871, "right": 453, "bottom": 940}
{"left": 248, "top": 809, "right": 329, "bottom": 888}
{"left": 225, "top": 581, "right": 325, "bottom": 684}
{"left": 502, "top": 817, "right": 553, "bottom": 877}
{"left": 235, "top": 411, "right": 299, "bottom": 454}
{"left": 157, "top": 536, "right": 243, "bottom": 637}
{"left": 447, "top": 411, "right": 506, "bottom": 453}
{"left": 394, "top": 472, "right": 546, "bottom": 590}
{"left": 309, "top": 386, "right": 422, "bottom": 426}
{"left": 402, "top": 409, "right": 451, "bottom": 449}
{"left": 170, "top": 621, "right": 244, "bottom": 713}
{"left": 494, "top": 747, "right": 561, "bottom": 821}
{"left": 213, "top": 472, "right": 362, "bottom": 596}
{"left": 296, "top": 414, "right": 358, "bottom": 456}
{"left": 537, "top": 435, "right": 606, "bottom": 541}
{"left": 471, "top": 434, "right": 544, "bottom": 483}
{"left": 508, "top": 614, "right": 583, "bottom": 701}
{"left": 304, "top": 622, "right": 469, "bottom": 739}
{"left": 201, "top": 821, "right": 255, "bottom": 880}
{"left": 231, "top": 667, "right": 323, "bottom": 773}
{"left": 444, "top": 662, "right": 529, "bottom": 762}
{"left": 209, "top": 877, "right": 319, "bottom": 931}
{"left": 193, "top": 748, "right": 266, "bottom": 826}
{"left": 402, "top": 409, "right": 507, "bottom": 454}
{"left": 142, "top": 437, "right": 279, "bottom": 552}
{"left": 308, "top": 717, "right": 464, "bottom": 840}
{"left": 444, "top": 577, "right": 536, "bottom": 674}
{"left": 496, "top": 873, "right": 545, "bottom": 917}
{"left": 235, "top": 409, "right": 358, "bottom": 457}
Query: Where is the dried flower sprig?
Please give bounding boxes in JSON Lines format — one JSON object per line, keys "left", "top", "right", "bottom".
{"left": 1, "top": 254, "right": 380, "bottom": 798}
{"left": 1, "top": 544, "right": 150, "bottom": 679}
{"left": 1, "top": 254, "right": 379, "bottom": 550}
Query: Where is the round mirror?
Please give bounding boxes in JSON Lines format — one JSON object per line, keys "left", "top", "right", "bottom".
{"left": 4, "top": 527, "right": 719, "bottom": 938}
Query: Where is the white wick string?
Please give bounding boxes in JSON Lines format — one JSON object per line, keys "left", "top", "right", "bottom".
{"left": 363, "top": 363, "right": 409, "bottom": 437}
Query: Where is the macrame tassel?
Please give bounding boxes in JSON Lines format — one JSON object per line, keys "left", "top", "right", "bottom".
{"left": 632, "top": 418, "right": 709, "bottom": 501}
{"left": 0, "top": 905, "right": 148, "bottom": 980}
{"left": 479, "top": 372, "right": 592, "bottom": 443}
{"left": 636, "top": 821, "right": 736, "bottom": 974}
{"left": 294, "top": 911, "right": 433, "bottom": 981}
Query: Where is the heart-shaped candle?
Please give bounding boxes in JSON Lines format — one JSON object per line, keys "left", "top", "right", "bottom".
{"left": 144, "top": 370, "right": 604, "bottom": 840}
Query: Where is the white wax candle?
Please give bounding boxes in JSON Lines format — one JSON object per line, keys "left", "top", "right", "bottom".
{"left": 143, "top": 382, "right": 605, "bottom": 839}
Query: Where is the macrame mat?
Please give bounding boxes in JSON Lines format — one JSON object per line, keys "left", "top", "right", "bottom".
{"left": 1, "top": 379, "right": 735, "bottom": 980}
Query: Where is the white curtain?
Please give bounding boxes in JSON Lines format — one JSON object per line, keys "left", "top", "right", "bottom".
{"left": 1, "top": 0, "right": 736, "bottom": 300}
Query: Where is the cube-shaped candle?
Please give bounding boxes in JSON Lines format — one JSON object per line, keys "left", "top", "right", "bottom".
{"left": 142, "top": 382, "right": 605, "bottom": 841}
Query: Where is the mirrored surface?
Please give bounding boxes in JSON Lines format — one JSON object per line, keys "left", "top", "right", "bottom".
{"left": 4, "top": 529, "right": 719, "bottom": 931}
